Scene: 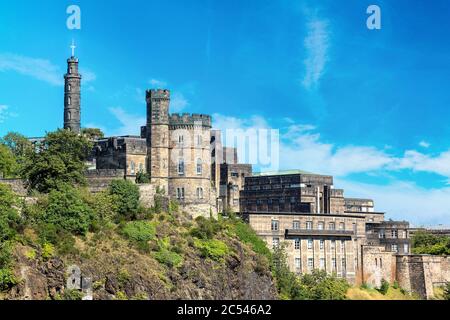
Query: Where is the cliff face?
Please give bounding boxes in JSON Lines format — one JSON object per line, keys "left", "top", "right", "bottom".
{"left": 4, "top": 212, "right": 277, "bottom": 300}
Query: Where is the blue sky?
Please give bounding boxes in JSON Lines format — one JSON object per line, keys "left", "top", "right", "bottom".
{"left": 1, "top": 0, "right": 450, "bottom": 226}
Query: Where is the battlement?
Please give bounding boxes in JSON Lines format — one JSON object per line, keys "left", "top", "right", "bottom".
{"left": 146, "top": 89, "right": 170, "bottom": 100}
{"left": 169, "top": 113, "right": 212, "bottom": 128}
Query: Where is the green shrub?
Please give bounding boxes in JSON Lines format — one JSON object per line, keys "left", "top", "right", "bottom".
{"left": 393, "top": 281, "right": 399, "bottom": 289}
{"left": 40, "top": 186, "right": 94, "bottom": 235}
{"left": 135, "top": 171, "right": 150, "bottom": 184}
{"left": 190, "top": 217, "right": 222, "bottom": 240}
{"left": 300, "top": 270, "right": 350, "bottom": 300}
{"left": 378, "top": 279, "right": 389, "bottom": 295}
{"left": 61, "top": 289, "right": 84, "bottom": 300}
{"left": 41, "top": 242, "right": 55, "bottom": 260}
{"left": 0, "top": 184, "right": 23, "bottom": 242}
{"left": 109, "top": 180, "right": 140, "bottom": 220}
{"left": 154, "top": 249, "right": 183, "bottom": 268}
{"left": 233, "top": 221, "right": 271, "bottom": 260}
{"left": 122, "top": 221, "right": 156, "bottom": 243}
{"left": 169, "top": 200, "right": 179, "bottom": 214}
{"left": 194, "top": 239, "right": 229, "bottom": 262}
{"left": 0, "top": 268, "right": 19, "bottom": 291}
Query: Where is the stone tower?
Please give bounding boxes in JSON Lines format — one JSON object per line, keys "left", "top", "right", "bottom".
{"left": 63, "top": 51, "right": 82, "bottom": 133}
{"left": 146, "top": 89, "right": 170, "bottom": 192}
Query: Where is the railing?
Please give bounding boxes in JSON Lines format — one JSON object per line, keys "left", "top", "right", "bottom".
{"left": 285, "top": 229, "right": 354, "bottom": 239}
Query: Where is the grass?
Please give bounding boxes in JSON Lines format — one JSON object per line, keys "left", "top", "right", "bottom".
{"left": 347, "top": 286, "right": 418, "bottom": 300}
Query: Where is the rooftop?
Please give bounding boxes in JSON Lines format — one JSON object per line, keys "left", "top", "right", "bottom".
{"left": 252, "top": 169, "right": 316, "bottom": 177}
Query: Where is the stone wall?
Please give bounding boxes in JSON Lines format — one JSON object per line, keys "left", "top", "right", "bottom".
{"left": 0, "top": 179, "right": 27, "bottom": 196}
{"left": 361, "top": 245, "right": 396, "bottom": 288}
{"left": 85, "top": 169, "right": 125, "bottom": 193}
{"left": 138, "top": 184, "right": 156, "bottom": 208}
{"left": 396, "top": 255, "right": 450, "bottom": 299}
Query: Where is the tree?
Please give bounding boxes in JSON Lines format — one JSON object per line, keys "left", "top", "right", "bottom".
{"left": 444, "top": 282, "right": 450, "bottom": 300}
{"left": 21, "top": 129, "right": 92, "bottom": 193}
{"left": 1, "top": 132, "right": 33, "bottom": 159}
{"left": 0, "top": 184, "right": 23, "bottom": 242}
{"left": 81, "top": 128, "right": 104, "bottom": 140}
{"left": 39, "top": 185, "right": 94, "bottom": 235}
{"left": 108, "top": 179, "right": 140, "bottom": 220}
{"left": 300, "top": 270, "right": 350, "bottom": 300}
{"left": 412, "top": 230, "right": 450, "bottom": 255}
{"left": 0, "top": 144, "right": 17, "bottom": 178}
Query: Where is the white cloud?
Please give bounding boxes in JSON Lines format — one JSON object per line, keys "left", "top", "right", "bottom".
{"left": 108, "top": 107, "right": 146, "bottom": 137}
{"left": 302, "top": 16, "right": 330, "bottom": 90}
{"left": 171, "top": 92, "right": 190, "bottom": 113}
{"left": 0, "top": 53, "right": 63, "bottom": 86}
{"left": 149, "top": 78, "right": 167, "bottom": 88}
{"left": 80, "top": 68, "right": 97, "bottom": 83}
{"left": 337, "top": 179, "right": 450, "bottom": 227}
{"left": 0, "top": 105, "right": 18, "bottom": 123}
{"left": 419, "top": 140, "right": 430, "bottom": 148}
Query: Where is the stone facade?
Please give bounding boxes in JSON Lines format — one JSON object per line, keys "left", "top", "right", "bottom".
{"left": 219, "top": 164, "right": 252, "bottom": 213}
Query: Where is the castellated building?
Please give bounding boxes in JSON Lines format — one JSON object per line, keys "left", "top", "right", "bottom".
{"left": 11, "top": 51, "right": 442, "bottom": 298}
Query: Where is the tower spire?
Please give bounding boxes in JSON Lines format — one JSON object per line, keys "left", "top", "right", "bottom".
{"left": 63, "top": 46, "right": 82, "bottom": 134}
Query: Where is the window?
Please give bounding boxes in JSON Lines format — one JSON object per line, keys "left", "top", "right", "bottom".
{"left": 196, "top": 158, "right": 202, "bottom": 175}
{"left": 67, "top": 84, "right": 71, "bottom": 91}
{"left": 379, "top": 230, "right": 385, "bottom": 239}
{"left": 339, "top": 222, "right": 345, "bottom": 230}
{"left": 306, "top": 221, "right": 313, "bottom": 230}
{"left": 403, "top": 244, "right": 409, "bottom": 253}
{"left": 332, "top": 258, "right": 337, "bottom": 270}
{"left": 341, "top": 240, "right": 346, "bottom": 252}
{"left": 130, "top": 161, "right": 135, "bottom": 175}
{"left": 307, "top": 258, "right": 314, "bottom": 270}
{"left": 319, "top": 240, "right": 324, "bottom": 250}
{"left": 391, "top": 229, "right": 398, "bottom": 239}
{"left": 329, "top": 222, "right": 335, "bottom": 230}
{"left": 196, "top": 135, "right": 202, "bottom": 146}
{"left": 331, "top": 240, "right": 336, "bottom": 250}
{"left": 68, "top": 96, "right": 71, "bottom": 105}
{"left": 341, "top": 258, "right": 346, "bottom": 271}
{"left": 307, "top": 239, "right": 313, "bottom": 250}
{"left": 318, "top": 222, "right": 324, "bottom": 230}
{"left": 178, "top": 159, "right": 185, "bottom": 175}
{"left": 320, "top": 258, "right": 325, "bottom": 269}
{"left": 67, "top": 111, "right": 72, "bottom": 121}
{"left": 272, "top": 237, "right": 280, "bottom": 249}
{"left": 271, "top": 220, "right": 279, "bottom": 232}
{"left": 294, "top": 239, "right": 300, "bottom": 250}
{"left": 176, "top": 188, "right": 185, "bottom": 200}
{"left": 293, "top": 221, "right": 300, "bottom": 230}
{"left": 196, "top": 187, "right": 203, "bottom": 199}
{"left": 295, "top": 258, "right": 301, "bottom": 271}
{"left": 391, "top": 244, "right": 398, "bottom": 253}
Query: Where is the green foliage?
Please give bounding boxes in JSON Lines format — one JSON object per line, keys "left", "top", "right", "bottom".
{"left": 0, "top": 268, "right": 18, "bottom": 291}
{"left": 0, "top": 144, "right": 17, "bottom": 178}
{"left": 154, "top": 248, "right": 183, "bottom": 268}
{"left": 393, "top": 281, "right": 399, "bottom": 289}
{"left": 232, "top": 221, "right": 271, "bottom": 260}
{"left": 272, "top": 245, "right": 349, "bottom": 300}
{"left": 1, "top": 132, "right": 33, "bottom": 177}
{"left": 41, "top": 243, "right": 55, "bottom": 260}
{"left": 0, "top": 184, "right": 23, "bottom": 242}
{"left": 190, "top": 217, "right": 222, "bottom": 240}
{"left": 84, "top": 189, "right": 119, "bottom": 221}
{"left": 194, "top": 238, "right": 229, "bottom": 262}
{"left": 444, "top": 282, "right": 450, "bottom": 300}
{"left": 81, "top": 128, "right": 104, "bottom": 140}
{"left": 412, "top": 231, "right": 450, "bottom": 255}
{"left": 135, "top": 171, "right": 150, "bottom": 184}
{"left": 301, "top": 270, "right": 350, "bottom": 300}
{"left": 21, "top": 129, "right": 92, "bottom": 193}
{"left": 61, "top": 289, "right": 84, "bottom": 300}
{"left": 168, "top": 200, "right": 179, "bottom": 214}
{"left": 378, "top": 279, "right": 390, "bottom": 295}
{"left": 39, "top": 186, "right": 94, "bottom": 235}
{"left": 122, "top": 221, "right": 156, "bottom": 244}
{"left": 109, "top": 179, "right": 140, "bottom": 220}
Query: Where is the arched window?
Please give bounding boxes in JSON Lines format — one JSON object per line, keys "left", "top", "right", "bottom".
{"left": 67, "top": 84, "right": 71, "bottom": 92}
{"left": 196, "top": 158, "right": 202, "bottom": 175}
{"left": 197, "top": 187, "right": 204, "bottom": 199}
{"left": 130, "top": 161, "right": 135, "bottom": 175}
{"left": 68, "top": 96, "right": 71, "bottom": 105}
{"left": 67, "top": 111, "right": 72, "bottom": 121}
